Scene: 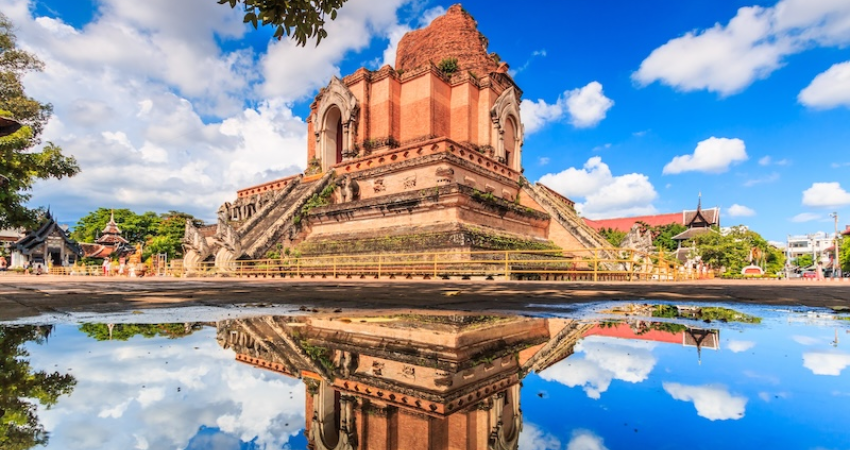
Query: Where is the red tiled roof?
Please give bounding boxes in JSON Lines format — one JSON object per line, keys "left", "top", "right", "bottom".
{"left": 584, "top": 212, "right": 684, "bottom": 233}
{"left": 583, "top": 323, "right": 683, "bottom": 344}
{"left": 843, "top": 226, "right": 850, "bottom": 236}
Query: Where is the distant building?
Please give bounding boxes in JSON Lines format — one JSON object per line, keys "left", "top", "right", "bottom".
{"left": 11, "top": 211, "right": 82, "bottom": 270}
{"left": 786, "top": 232, "right": 836, "bottom": 266}
{"left": 79, "top": 211, "right": 133, "bottom": 259}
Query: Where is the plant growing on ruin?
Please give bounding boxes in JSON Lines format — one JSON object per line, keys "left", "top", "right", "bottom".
{"left": 438, "top": 57, "right": 459, "bottom": 76}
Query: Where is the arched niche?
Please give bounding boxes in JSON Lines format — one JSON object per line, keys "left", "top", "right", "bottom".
{"left": 314, "top": 77, "right": 359, "bottom": 172}
{"left": 489, "top": 385, "right": 522, "bottom": 450}
{"left": 490, "top": 87, "right": 524, "bottom": 171}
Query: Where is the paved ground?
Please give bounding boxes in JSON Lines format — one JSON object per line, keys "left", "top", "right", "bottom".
{"left": 2, "top": 274, "right": 850, "bottom": 321}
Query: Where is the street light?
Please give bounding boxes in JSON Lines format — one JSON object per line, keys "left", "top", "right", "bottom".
{"left": 831, "top": 212, "right": 841, "bottom": 278}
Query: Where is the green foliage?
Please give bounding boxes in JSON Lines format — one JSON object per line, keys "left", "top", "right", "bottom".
{"left": 841, "top": 237, "right": 849, "bottom": 273}
{"left": 793, "top": 253, "right": 813, "bottom": 269}
{"left": 300, "top": 341, "right": 335, "bottom": 374}
{"left": 0, "top": 14, "right": 79, "bottom": 228}
{"left": 652, "top": 223, "right": 688, "bottom": 253}
{"left": 264, "top": 243, "right": 284, "bottom": 259}
{"left": 689, "top": 225, "right": 783, "bottom": 274}
{"left": 0, "top": 326, "right": 76, "bottom": 449}
{"left": 651, "top": 304, "right": 761, "bottom": 324}
{"left": 78, "top": 323, "right": 203, "bottom": 341}
{"left": 599, "top": 227, "right": 627, "bottom": 247}
{"left": 437, "top": 57, "right": 459, "bottom": 76}
{"left": 301, "top": 182, "right": 336, "bottom": 216}
{"left": 217, "top": 0, "right": 349, "bottom": 46}
{"left": 72, "top": 208, "right": 202, "bottom": 259}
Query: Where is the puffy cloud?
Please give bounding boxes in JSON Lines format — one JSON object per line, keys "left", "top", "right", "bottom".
{"left": 27, "top": 327, "right": 306, "bottom": 450}
{"left": 663, "top": 383, "right": 747, "bottom": 421}
{"left": 758, "top": 156, "right": 789, "bottom": 166}
{"left": 803, "top": 351, "right": 850, "bottom": 376}
{"left": 566, "top": 430, "right": 609, "bottom": 450}
{"left": 538, "top": 157, "right": 658, "bottom": 219}
{"left": 564, "top": 82, "right": 614, "bottom": 128}
{"left": 520, "top": 82, "right": 613, "bottom": 133}
{"left": 800, "top": 61, "right": 850, "bottom": 108}
{"left": 726, "top": 340, "right": 755, "bottom": 353}
{"left": 519, "top": 423, "right": 561, "bottom": 450}
{"left": 521, "top": 98, "right": 566, "bottom": 134}
{"left": 539, "top": 336, "right": 657, "bottom": 399}
{"left": 634, "top": 0, "right": 850, "bottom": 96}
{"left": 2, "top": 0, "right": 420, "bottom": 220}
{"left": 790, "top": 212, "right": 822, "bottom": 222}
{"left": 663, "top": 137, "right": 748, "bottom": 174}
{"left": 727, "top": 204, "right": 756, "bottom": 217}
{"left": 802, "top": 182, "right": 850, "bottom": 208}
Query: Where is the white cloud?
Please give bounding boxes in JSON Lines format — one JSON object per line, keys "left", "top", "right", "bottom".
{"left": 803, "top": 351, "right": 850, "bottom": 376}
{"left": 519, "top": 423, "right": 561, "bottom": 450}
{"left": 566, "top": 430, "right": 609, "bottom": 450}
{"left": 802, "top": 182, "right": 850, "bottom": 208}
{"left": 520, "top": 81, "right": 613, "bottom": 133}
{"left": 793, "top": 335, "right": 821, "bottom": 346}
{"left": 799, "top": 61, "right": 850, "bottom": 108}
{"left": 663, "top": 137, "right": 748, "bottom": 174}
{"left": 727, "top": 340, "right": 755, "bottom": 353}
{"left": 634, "top": 0, "right": 850, "bottom": 96}
{"left": 564, "top": 82, "right": 614, "bottom": 128}
{"left": 758, "top": 156, "right": 790, "bottom": 167}
{"left": 3, "top": 0, "right": 421, "bottom": 220}
{"left": 521, "top": 98, "right": 565, "bottom": 134}
{"left": 27, "top": 327, "right": 306, "bottom": 450}
{"left": 538, "top": 157, "right": 658, "bottom": 219}
{"left": 759, "top": 156, "right": 772, "bottom": 166}
{"left": 538, "top": 157, "right": 551, "bottom": 166}
{"left": 727, "top": 204, "right": 756, "bottom": 217}
{"left": 539, "top": 336, "right": 657, "bottom": 399}
{"left": 791, "top": 212, "right": 822, "bottom": 222}
{"left": 663, "top": 383, "right": 747, "bottom": 421}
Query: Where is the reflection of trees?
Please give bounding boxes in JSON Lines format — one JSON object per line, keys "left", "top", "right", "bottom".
{"left": 0, "top": 326, "right": 76, "bottom": 450}
{"left": 651, "top": 305, "right": 761, "bottom": 324}
{"left": 78, "top": 323, "right": 203, "bottom": 341}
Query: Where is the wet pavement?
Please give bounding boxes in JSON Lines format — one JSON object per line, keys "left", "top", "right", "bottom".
{"left": 2, "top": 302, "right": 849, "bottom": 449}
{"left": 2, "top": 276, "right": 850, "bottom": 321}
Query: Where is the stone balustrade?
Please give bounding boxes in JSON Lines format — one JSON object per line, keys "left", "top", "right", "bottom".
{"left": 237, "top": 174, "right": 300, "bottom": 198}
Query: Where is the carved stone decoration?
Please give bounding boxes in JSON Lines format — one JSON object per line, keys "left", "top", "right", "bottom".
{"left": 315, "top": 77, "right": 360, "bottom": 171}
{"left": 436, "top": 166, "right": 455, "bottom": 184}
{"left": 401, "top": 366, "right": 415, "bottom": 379}
{"left": 309, "top": 381, "right": 358, "bottom": 450}
{"left": 620, "top": 223, "right": 653, "bottom": 254}
{"left": 212, "top": 216, "right": 242, "bottom": 273}
{"left": 490, "top": 87, "right": 524, "bottom": 168}
{"left": 373, "top": 178, "right": 386, "bottom": 193}
{"left": 339, "top": 176, "right": 360, "bottom": 202}
{"left": 183, "top": 219, "right": 212, "bottom": 275}
{"left": 403, "top": 175, "right": 417, "bottom": 189}
{"left": 487, "top": 385, "right": 522, "bottom": 450}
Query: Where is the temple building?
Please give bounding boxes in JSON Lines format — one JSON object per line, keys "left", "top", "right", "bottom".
{"left": 79, "top": 211, "right": 134, "bottom": 259}
{"left": 10, "top": 211, "right": 82, "bottom": 270}
{"left": 184, "top": 4, "right": 611, "bottom": 272}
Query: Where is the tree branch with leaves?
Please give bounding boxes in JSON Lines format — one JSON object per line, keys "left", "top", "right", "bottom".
{"left": 218, "top": 0, "right": 349, "bottom": 46}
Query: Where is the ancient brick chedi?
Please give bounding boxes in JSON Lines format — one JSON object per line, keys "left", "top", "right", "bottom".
{"left": 184, "top": 4, "right": 610, "bottom": 272}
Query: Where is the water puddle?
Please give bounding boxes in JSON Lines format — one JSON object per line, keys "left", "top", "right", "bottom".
{"left": 3, "top": 303, "right": 850, "bottom": 449}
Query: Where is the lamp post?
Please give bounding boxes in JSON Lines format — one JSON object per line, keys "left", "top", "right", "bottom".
{"left": 831, "top": 212, "right": 841, "bottom": 278}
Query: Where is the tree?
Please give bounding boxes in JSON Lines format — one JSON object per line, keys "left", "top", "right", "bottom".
{"left": 598, "top": 227, "right": 626, "bottom": 247}
{"left": 72, "top": 208, "right": 202, "bottom": 259}
{"left": 0, "top": 14, "right": 79, "bottom": 229}
{"left": 841, "top": 237, "right": 849, "bottom": 274}
{"left": 218, "top": 0, "right": 349, "bottom": 46}
{"left": 689, "top": 225, "right": 783, "bottom": 275}
{"left": 651, "top": 223, "right": 688, "bottom": 253}
{"left": 0, "top": 326, "right": 76, "bottom": 450}
{"left": 793, "top": 254, "right": 813, "bottom": 269}
{"left": 78, "top": 323, "right": 203, "bottom": 341}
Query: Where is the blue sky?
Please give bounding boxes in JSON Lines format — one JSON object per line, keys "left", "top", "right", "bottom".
{"left": 5, "top": 0, "right": 850, "bottom": 241}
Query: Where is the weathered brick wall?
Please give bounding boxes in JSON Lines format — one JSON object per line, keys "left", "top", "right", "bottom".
{"left": 395, "top": 4, "right": 499, "bottom": 77}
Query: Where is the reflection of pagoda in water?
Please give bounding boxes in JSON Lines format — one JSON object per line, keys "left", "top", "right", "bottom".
{"left": 216, "top": 314, "right": 717, "bottom": 449}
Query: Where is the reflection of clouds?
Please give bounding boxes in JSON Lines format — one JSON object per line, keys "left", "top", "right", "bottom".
{"left": 540, "top": 336, "right": 656, "bottom": 399}
{"left": 758, "top": 391, "right": 788, "bottom": 402}
{"left": 793, "top": 335, "right": 821, "bottom": 346}
{"left": 27, "top": 328, "right": 305, "bottom": 449}
{"left": 663, "top": 383, "right": 747, "bottom": 421}
{"left": 727, "top": 340, "right": 755, "bottom": 353}
{"left": 803, "top": 351, "right": 850, "bottom": 376}
{"left": 566, "top": 429, "right": 609, "bottom": 450}
{"left": 519, "top": 422, "right": 561, "bottom": 450}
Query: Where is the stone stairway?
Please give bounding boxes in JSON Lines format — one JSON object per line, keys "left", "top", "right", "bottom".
{"left": 240, "top": 171, "right": 336, "bottom": 259}
{"left": 523, "top": 181, "right": 624, "bottom": 270}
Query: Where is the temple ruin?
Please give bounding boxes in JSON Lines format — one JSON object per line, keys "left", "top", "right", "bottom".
{"left": 184, "top": 4, "right": 610, "bottom": 272}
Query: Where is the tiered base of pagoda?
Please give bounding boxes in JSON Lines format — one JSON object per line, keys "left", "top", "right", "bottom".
{"left": 298, "top": 183, "right": 556, "bottom": 256}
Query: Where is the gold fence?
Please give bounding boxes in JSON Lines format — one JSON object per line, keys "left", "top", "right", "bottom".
{"left": 187, "top": 248, "right": 693, "bottom": 282}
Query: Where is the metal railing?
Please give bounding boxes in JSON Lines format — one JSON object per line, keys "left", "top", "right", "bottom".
{"left": 185, "top": 248, "right": 694, "bottom": 282}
